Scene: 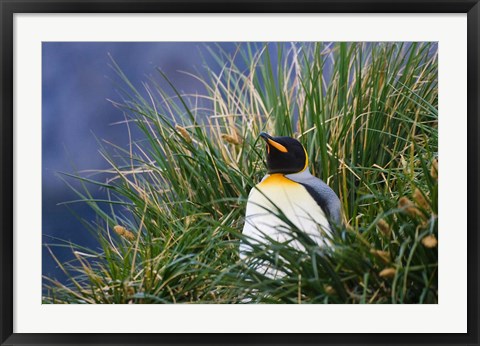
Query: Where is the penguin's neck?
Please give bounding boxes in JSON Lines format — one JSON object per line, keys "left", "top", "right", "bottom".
{"left": 263, "top": 168, "right": 313, "bottom": 181}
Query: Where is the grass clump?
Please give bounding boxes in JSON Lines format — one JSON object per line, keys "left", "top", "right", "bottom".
{"left": 43, "top": 42, "right": 438, "bottom": 304}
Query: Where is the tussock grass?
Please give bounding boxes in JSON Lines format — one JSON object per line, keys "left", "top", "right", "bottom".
{"left": 43, "top": 42, "right": 438, "bottom": 304}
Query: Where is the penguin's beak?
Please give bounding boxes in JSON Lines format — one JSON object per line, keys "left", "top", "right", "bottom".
{"left": 259, "top": 132, "right": 288, "bottom": 153}
{"left": 259, "top": 132, "right": 272, "bottom": 142}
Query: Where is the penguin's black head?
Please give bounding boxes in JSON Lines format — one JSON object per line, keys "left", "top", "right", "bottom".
{"left": 260, "top": 132, "right": 308, "bottom": 174}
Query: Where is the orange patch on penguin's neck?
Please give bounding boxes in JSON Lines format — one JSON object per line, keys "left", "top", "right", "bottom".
{"left": 301, "top": 146, "right": 309, "bottom": 172}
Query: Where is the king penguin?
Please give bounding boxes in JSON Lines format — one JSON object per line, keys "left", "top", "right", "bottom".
{"left": 240, "top": 132, "right": 341, "bottom": 272}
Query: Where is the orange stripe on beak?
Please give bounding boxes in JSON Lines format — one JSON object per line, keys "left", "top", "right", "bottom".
{"left": 267, "top": 138, "right": 288, "bottom": 153}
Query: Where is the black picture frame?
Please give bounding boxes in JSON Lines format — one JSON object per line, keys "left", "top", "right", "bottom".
{"left": 1, "top": 1, "right": 479, "bottom": 345}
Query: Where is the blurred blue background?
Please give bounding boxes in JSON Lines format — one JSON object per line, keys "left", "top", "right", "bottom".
{"left": 42, "top": 42, "right": 241, "bottom": 283}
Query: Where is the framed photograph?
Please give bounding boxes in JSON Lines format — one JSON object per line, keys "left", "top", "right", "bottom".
{"left": 1, "top": 0, "right": 479, "bottom": 345}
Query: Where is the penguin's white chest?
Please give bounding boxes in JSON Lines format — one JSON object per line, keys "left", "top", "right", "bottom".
{"left": 242, "top": 174, "right": 331, "bottom": 252}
